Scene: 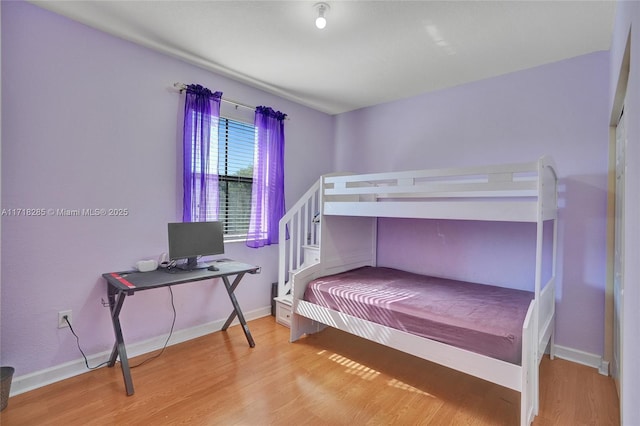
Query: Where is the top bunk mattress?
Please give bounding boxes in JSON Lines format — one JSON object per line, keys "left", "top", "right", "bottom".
{"left": 303, "top": 266, "right": 533, "bottom": 365}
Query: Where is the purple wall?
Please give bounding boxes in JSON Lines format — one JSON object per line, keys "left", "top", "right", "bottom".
{"left": 334, "top": 51, "right": 610, "bottom": 356}
{"left": 1, "top": 2, "right": 334, "bottom": 377}
{"left": 376, "top": 219, "right": 555, "bottom": 292}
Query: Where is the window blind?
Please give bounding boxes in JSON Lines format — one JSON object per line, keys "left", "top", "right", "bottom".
{"left": 218, "top": 117, "right": 255, "bottom": 239}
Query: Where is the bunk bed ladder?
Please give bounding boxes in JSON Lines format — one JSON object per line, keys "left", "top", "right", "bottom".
{"left": 277, "top": 178, "right": 322, "bottom": 303}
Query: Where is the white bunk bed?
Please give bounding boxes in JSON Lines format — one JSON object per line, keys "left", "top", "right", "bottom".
{"left": 279, "top": 156, "right": 558, "bottom": 426}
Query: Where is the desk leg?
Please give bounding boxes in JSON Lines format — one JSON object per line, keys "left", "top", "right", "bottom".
{"left": 108, "top": 290, "right": 135, "bottom": 396}
{"left": 221, "top": 273, "right": 244, "bottom": 329}
{"left": 221, "top": 274, "right": 255, "bottom": 348}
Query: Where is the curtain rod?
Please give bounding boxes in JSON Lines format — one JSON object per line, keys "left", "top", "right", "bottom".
{"left": 173, "top": 82, "right": 255, "bottom": 112}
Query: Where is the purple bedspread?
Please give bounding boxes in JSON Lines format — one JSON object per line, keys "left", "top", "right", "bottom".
{"left": 303, "top": 267, "right": 533, "bottom": 365}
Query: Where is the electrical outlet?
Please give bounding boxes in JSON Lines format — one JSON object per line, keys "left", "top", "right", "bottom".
{"left": 58, "top": 310, "right": 72, "bottom": 328}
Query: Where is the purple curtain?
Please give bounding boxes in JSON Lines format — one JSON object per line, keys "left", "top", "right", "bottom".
{"left": 182, "top": 84, "right": 222, "bottom": 222}
{"left": 246, "top": 106, "right": 287, "bottom": 248}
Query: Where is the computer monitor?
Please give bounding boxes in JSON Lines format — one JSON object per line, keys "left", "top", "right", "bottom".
{"left": 167, "top": 221, "right": 225, "bottom": 270}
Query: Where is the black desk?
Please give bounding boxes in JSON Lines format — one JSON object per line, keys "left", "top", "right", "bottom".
{"left": 102, "top": 260, "right": 260, "bottom": 395}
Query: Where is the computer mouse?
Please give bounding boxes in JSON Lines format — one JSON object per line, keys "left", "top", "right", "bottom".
{"left": 207, "top": 265, "right": 219, "bottom": 271}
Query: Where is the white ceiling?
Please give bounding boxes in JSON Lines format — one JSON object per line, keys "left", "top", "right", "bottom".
{"left": 31, "top": 1, "right": 615, "bottom": 115}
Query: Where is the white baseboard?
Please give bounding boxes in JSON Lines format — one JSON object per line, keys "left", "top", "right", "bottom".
{"left": 553, "top": 344, "right": 609, "bottom": 376}
{"left": 10, "top": 306, "right": 272, "bottom": 397}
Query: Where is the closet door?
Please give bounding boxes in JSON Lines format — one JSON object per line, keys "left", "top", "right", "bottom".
{"left": 613, "top": 109, "right": 626, "bottom": 395}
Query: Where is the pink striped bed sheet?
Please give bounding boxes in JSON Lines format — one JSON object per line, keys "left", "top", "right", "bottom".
{"left": 303, "top": 266, "right": 533, "bottom": 365}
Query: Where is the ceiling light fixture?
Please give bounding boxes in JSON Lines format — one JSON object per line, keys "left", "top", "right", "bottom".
{"left": 314, "top": 2, "right": 330, "bottom": 30}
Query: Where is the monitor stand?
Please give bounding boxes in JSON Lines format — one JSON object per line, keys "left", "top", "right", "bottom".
{"left": 177, "top": 257, "right": 209, "bottom": 271}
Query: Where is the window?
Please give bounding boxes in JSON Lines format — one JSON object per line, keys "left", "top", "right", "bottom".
{"left": 182, "top": 85, "right": 284, "bottom": 245}
{"left": 186, "top": 112, "right": 255, "bottom": 239}
{"left": 217, "top": 117, "right": 255, "bottom": 240}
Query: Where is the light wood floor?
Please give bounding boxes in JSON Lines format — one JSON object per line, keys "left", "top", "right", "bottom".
{"left": 1, "top": 316, "right": 619, "bottom": 425}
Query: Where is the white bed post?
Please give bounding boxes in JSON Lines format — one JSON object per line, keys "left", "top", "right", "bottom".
{"left": 531, "top": 156, "right": 559, "bottom": 417}
{"left": 531, "top": 158, "right": 547, "bottom": 416}
{"left": 521, "top": 302, "right": 536, "bottom": 426}
{"left": 549, "top": 174, "right": 559, "bottom": 361}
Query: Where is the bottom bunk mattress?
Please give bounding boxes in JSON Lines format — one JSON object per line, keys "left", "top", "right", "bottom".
{"left": 303, "top": 266, "right": 534, "bottom": 365}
